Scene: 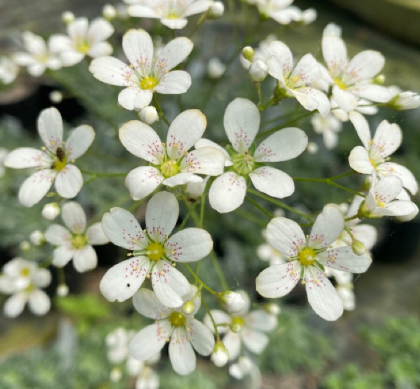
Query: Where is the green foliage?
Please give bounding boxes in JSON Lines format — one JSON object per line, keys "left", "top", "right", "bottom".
{"left": 323, "top": 364, "right": 384, "bottom": 389}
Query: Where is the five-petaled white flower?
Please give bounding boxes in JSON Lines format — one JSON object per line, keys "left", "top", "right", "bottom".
{"left": 256, "top": 205, "right": 372, "bottom": 321}
{"left": 311, "top": 113, "right": 342, "bottom": 149}
{"left": 14, "top": 31, "right": 61, "bottom": 77}
{"left": 322, "top": 23, "right": 391, "bottom": 112}
{"left": 120, "top": 109, "right": 225, "bottom": 200}
{"left": 127, "top": 0, "right": 213, "bottom": 29}
{"left": 50, "top": 17, "right": 114, "bottom": 66}
{"left": 256, "top": 0, "right": 316, "bottom": 25}
{"left": 100, "top": 191, "right": 213, "bottom": 307}
{"left": 266, "top": 41, "right": 330, "bottom": 116}
{"left": 196, "top": 98, "right": 308, "bottom": 213}
{"left": 348, "top": 111, "right": 418, "bottom": 195}
{"left": 4, "top": 107, "right": 95, "bottom": 207}
{"left": 129, "top": 286, "right": 214, "bottom": 375}
{"left": 45, "top": 202, "right": 109, "bottom": 273}
{"left": 0, "top": 258, "right": 51, "bottom": 318}
{"left": 359, "top": 173, "right": 419, "bottom": 221}
{"left": 89, "top": 29, "right": 193, "bottom": 111}
{"left": 204, "top": 290, "right": 277, "bottom": 361}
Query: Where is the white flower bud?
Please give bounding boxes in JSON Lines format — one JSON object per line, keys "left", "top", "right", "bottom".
{"left": 182, "top": 301, "right": 195, "bottom": 314}
{"left": 265, "top": 303, "right": 281, "bottom": 315}
{"left": 30, "top": 230, "right": 45, "bottom": 246}
{"left": 307, "top": 142, "right": 319, "bottom": 154}
{"left": 110, "top": 367, "right": 122, "bottom": 382}
{"left": 42, "top": 202, "right": 61, "bottom": 220}
{"left": 49, "top": 90, "right": 63, "bottom": 104}
{"left": 242, "top": 46, "right": 254, "bottom": 63}
{"left": 220, "top": 291, "right": 245, "bottom": 313}
{"left": 351, "top": 240, "right": 366, "bottom": 256}
{"left": 390, "top": 91, "right": 420, "bottom": 110}
{"left": 103, "top": 4, "right": 117, "bottom": 20}
{"left": 211, "top": 341, "right": 229, "bottom": 367}
{"left": 139, "top": 106, "right": 159, "bottom": 124}
{"left": 20, "top": 241, "right": 31, "bottom": 252}
{"left": 207, "top": 57, "right": 226, "bottom": 79}
{"left": 301, "top": 8, "right": 317, "bottom": 24}
{"left": 57, "top": 284, "right": 69, "bottom": 297}
{"left": 209, "top": 1, "right": 225, "bottom": 18}
{"left": 249, "top": 59, "right": 268, "bottom": 82}
{"left": 62, "top": 11, "right": 75, "bottom": 24}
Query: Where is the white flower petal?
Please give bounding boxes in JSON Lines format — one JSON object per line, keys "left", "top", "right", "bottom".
{"left": 209, "top": 172, "right": 246, "bottom": 213}
{"left": 384, "top": 200, "right": 419, "bottom": 220}
{"left": 154, "top": 37, "right": 193, "bottom": 75}
{"left": 55, "top": 164, "right": 83, "bottom": 199}
{"left": 305, "top": 267, "right": 343, "bottom": 321}
{"left": 49, "top": 34, "right": 73, "bottom": 53}
{"left": 163, "top": 173, "right": 199, "bottom": 187}
{"left": 224, "top": 98, "right": 260, "bottom": 153}
{"left": 242, "top": 329, "right": 268, "bottom": 354}
{"left": 322, "top": 29, "right": 347, "bottom": 69}
{"left": 309, "top": 205, "right": 344, "bottom": 250}
{"left": 166, "top": 110, "right": 207, "bottom": 160}
{"left": 86, "top": 223, "right": 109, "bottom": 245}
{"left": 266, "top": 217, "right": 305, "bottom": 256}
{"left": 89, "top": 56, "right": 135, "bottom": 86}
{"left": 377, "top": 162, "right": 418, "bottom": 195}
{"left": 151, "top": 260, "right": 190, "bottom": 308}
{"left": 4, "top": 148, "right": 50, "bottom": 169}
{"left": 87, "top": 18, "right": 114, "bottom": 43}
{"left": 180, "top": 147, "right": 225, "bottom": 176}
{"left": 356, "top": 85, "right": 392, "bottom": 103}
{"left": 169, "top": 327, "right": 196, "bottom": 375}
{"left": 60, "top": 50, "right": 85, "bottom": 66}
{"left": 19, "top": 169, "right": 55, "bottom": 207}
{"left": 246, "top": 310, "right": 277, "bottom": 332}
{"left": 4, "top": 293, "right": 27, "bottom": 318}
{"left": 195, "top": 139, "right": 232, "bottom": 166}
{"left": 100, "top": 257, "right": 150, "bottom": 302}
{"left": 349, "top": 111, "right": 371, "bottom": 148}
{"left": 254, "top": 127, "right": 308, "bottom": 162}
{"left": 250, "top": 166, "right": 295, "bottom": 199}
{"left": 351, "top": 224, "right": 377, "bottom": 250}
{"left": 45, "top": 224, "right": 71, "bottom": 245}
{"left": 119, "top": 120, "right": 164, "bottom": 164}
{"left": 204, "top": 310, "right": 231, "bottom": 334}
{"left": 65, "top": 125, "right": 95, "bottom": 160}
{"left": 68, "top": 17, "right": 88, "bottom": 40}
{"left": 371, "top": 121, "right": 402, "bottom": 159}
{"left": 318, "top": 247, "right": 372, "bottom": 273}
{"left": 125, "top": 166, "right": 164, "bottom": 201}
{"left": 133, "top": 288, "right": 172, "bottom": 320}
{"left": 88, "top": 41, "right": 113, "bottom": 58}
{"left": 102, "top": 207, "right": 149, "bottom": 250}
{"left": 291, "top": 87, "right": 331, "bottom": 116}
{"left": 348, "top": 50, "right": 384, "bottom": 80}
{"left": 188, "top": 318, "right": 215, "bottom": 356}
{"left": 222, "top": 331, "right": 241, "bottom": 361}
{"left": 38, "top": 107, "right": 63, "bottom": 153}
{"left": 349, "top": 146, "right": 373, "bottom": 174}
{"left": 161, "top": 18, "right": 188, "bottom": 29}
{"left": 155, "top": 70, "right": 191, "bottom": 94}
{"left": 28, "top": 290, "right": 51, "bottom": 315}
{"left": 73, "top": 245, "right": 98, "bottom": 272}
{"left": 32, "top": 269, "right": 52, "bottom": 288}
{"left": 129, "top": 321, "right": 172, "bottom": 360}
{"left": 62, "top": 201, "right": 86, "bottom": 233}
{"left": 165, "top": 228, "right": 212, "bottom": 263}
{"left": 290, "top": 54, "right": 322, "bottom": 86}
{"left": 256, "top": 261, "right": 301, "bottom": 298}
{"left": 128, "top": 5, "right": 160, "bottom": 18}
{"left": 185, "top": 0, "right": 213, "bottom": 16}
{"left": 118, "top": 87, "right": 153, "bottom": 110}
{"left": 332, "top": 86, "right": 358, "bottom": 112}
{"left": 122, "top": 29, "right": 154, "bottom": 77}
{"left": 52, "top": 244, "right": 75, "bottom": 267}
{"left": 266, "top": 41, "right": 294, "bottom": 75}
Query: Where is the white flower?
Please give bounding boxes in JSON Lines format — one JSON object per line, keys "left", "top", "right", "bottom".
{"left": 0, "top": 258, "right": 51, "bottom": 318}
{"left": 256, "top": 205, "right": 372, "bottom": 321}
{"left": 331, "top": 96, "right": 378, "bottom": 122}
{"left": 120, "top": 110, "right": 225, "bottom": 200}
{"left": 30, "top": 230, "right": 45, "bottom": 246}
{"left": 220, "top": 291, "right": 246, "bottom": 313}
{"left": 45, "top": 202, "right": 109, "bottom": 272}
{"left": 4, "top": 107, "right": 95, "bottom": 207}
{"left": 0, "top": 56, "right": 18, "bottom": 85}
{"left": 139, "top": 106, "right": 159, "bottom": 124}
{"left": 50, "top": 17, "right": 114, "bottom": 66}
{"left": 322, "top": 23, "right": 392, "bottom": 112}
{"left": 100, "top": 192, "right": 213, "bottom": 307}
{"left": 196, "top": 98, "right": 307, "bottom": 213}
{"left": 129, "top": 286, "right": 214, "bottom": 375}
{"left": 311, "top": 113, "right": 342, "bottom": 149}
{"left": 386, "top": 86, "right": 420, "bottom": 110}
{"left": 103, "top": 4, "right": 117, "bottom": 20}
{"left": 266, "top": 41, "right": 330, "bottom": 116}
{"left": 42, "top": 202, "right": 61, "bottom": 220}
{"left": 207, "top": 57, "right": 226, "bottom": 79}
{"left": 211, "top": 341, "right": 229, "bottom": 367}
{"left": 256, "top": 0, "right": 316, "bottom": 25}
{"left": 360, "top": 173, "right": 419, "bottom": 220}
{"left": 229, "top": 356, "right": 255, "bottom": 380}
{"left": 127, "top": 0, "right": 213, "bottom": 29}
{"left": 209, "top": 1, "right": 225, "bottom": 18}
{"left": 240, "top": 35, "right": 276, "bottom": 70}
{"left": 0, "top": 148, "right": 9, "bottom": 177}
{"left": 13, "top": 31, "right": 61, "bottom": 77}
{"left": 90, "top": 29, "right": 193, "bottom": 111}
{"left": 204, "top": 291, "right": 277, "bottom": 360}
{"left": 348, "top": 111, "right": 418, "bottom": 195}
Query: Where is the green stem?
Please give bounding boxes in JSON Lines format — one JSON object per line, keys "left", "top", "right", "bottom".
{"left": 201, "top": 296, "right": 220, "bottom": 341}
{"left": 199, "top": 192, "right": 206, "bottom": 229}
{"left": 255, "top": 83, "right": 263, "bottom": 107}
{"left": 188, "top": 11, "right": 209, "bottom": 38}
{"left": 153, "top": 95, "right": 170, "bottom": 126}
{"left": 210, "top": 252, "right": 229, "bottom": 291}
{"left": 258, "top": 96, "right": 276, "bottom": 112}
{"left": 234, "top": 208, "right": 267, "bottom": 227}
{"left": 79, "top": 169, "right": 126, "bottom": 178}
{"left": 183, "top": 263, "right": 218, "bottom": 296}
{"left": 247, "top": 188, "right": 314, "bottom": 221}
{"left": 245, "top": 196, "right": 274, "bottom": 218}
{"left": 177, "top": 202, "right": 198, "bottom": 231}
{"left": 293, "top": 177, "right": 365, "bottom": 197}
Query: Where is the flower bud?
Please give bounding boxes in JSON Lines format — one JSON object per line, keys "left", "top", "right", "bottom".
{"left": 110, "top": 367, "right": 122, "bottom": 382}
{"left": 182, "top": 301, "right": 195, "bottom": 315}
{"left": 62, "top": 11, "right": 75, "bottom": 24}
{"left": 57, "top": 283, "right": 69, "bottom": 297}
{"left": 207, "top": 57, "right": 226, "bottom": 79}
{"left": 209, "top": 1, "right": 225, "bottom": 18}
{"left": 242, "top": 46, "right": 254, "bottom": 63}
{"left": 220, "top": 291, "right": 245, "bottom": 313}
{"left": 49, "top": 90, "right": 63, "bottom": 104}
{"left": 301, "top": 8, "right": 317, "bottom": 24}
{"left": 20, "top": 241, "right": 30, "bottom": 252}
{"left": 211, "top": 341, "right": 229, "bottom": 367}
{"left": 30, "top": 230, "right": 45, "bottom": 246}
{"left": 265, "top": 303, "right": 281, "bottom": 315}
{"left": 139, "top": 106, "right": 159, "bottom": 124}
{"left": 249, "top": 59, "right": 268, "bottom": 82}
{"left": 42, "top": 202, "right": 61, "bottom": 220}
{"left": 351, "top": 240, "right": 366, "bottom": 256}
{"left": 374, "top": 74, "right": 385, "bottom": 84}
{"left": 103, "top": 4, "right": 117, "bottom": 20}
{"left": 390, "top": 91, "right": 420, "bottom": 110}
{"left": 307, "top": 142, "right": 319, "bottom": 154}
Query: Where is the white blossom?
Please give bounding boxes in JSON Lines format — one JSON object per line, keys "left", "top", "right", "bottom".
{"left": 209, "top": 2, "right": 225, "bottom": 18}
{"left": 139, "top": 106, "right": 159, "bottom": 124}
{"left": 30, "top": 230, "right": 45, "bottom": 246}
{"left": 256, "top": 0, "right": 316, "bottom": 25}
{"left": 220, "top": 291, "right": 246, "bottom": 313}
{"left": 0, "top": 56, "right": 18, "bottom": 85}
{"left": 311, "top": 113, "right": 342, "bottom": 149}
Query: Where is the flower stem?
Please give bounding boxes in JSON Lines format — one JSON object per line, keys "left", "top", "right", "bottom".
{"left": 183, "top": 263, "right": 218, "bottom": 297}
{"left": 153, "top": 95, "right": 170, "bottom": 126}
{"left": 201, "top": 296, "right": 220, "bottom": 341}
{"left": 245, "top": 195, "right": 274, "bottom": 218}
{"left": 210, "top": 252, "right": 229, "bottom": 291}
{"left": 293, "top": 177, "right": 365, "bottom": 197}
{"left": 79, "top": 169, "right": 127, "bottom": 177}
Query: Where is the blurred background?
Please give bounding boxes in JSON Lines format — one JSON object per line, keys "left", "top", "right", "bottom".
{"left": 1, "top": 0, "right": 420, "bottom": 388}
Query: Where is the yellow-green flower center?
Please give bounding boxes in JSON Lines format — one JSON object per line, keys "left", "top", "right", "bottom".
{"left": 231, "top": 316, "right": 245, "bottom": 327}
{"left": 298, "top": 248, "right": 317, "bottom": 266}
{"left": 72, "top": 234, "right": 88, "bottom": 250}
{"left": 232, "top": 151, "right": 255, "bottom": 176}
{"left": 140, "top": 76, "right": 158, "bottom": 90}
{"left": 160, "top": 160, "right": 180, "bottom": 178}
{"left": 76, "top": 41, "right": 91, "bottom": 54}
{"left": 166, "top": 13, "right": 180, "bottom": 19}
{"left": 20, "top": 267, "right": 30, "bottom": 277}
{"left": 147, "top": 242, "right": 164, "bottom": 261}
{"left": 169, "top": 311, "right": 186, "bottom": 327}
{"left": 334, "top": 77, "right": 347, "bottom": 90}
